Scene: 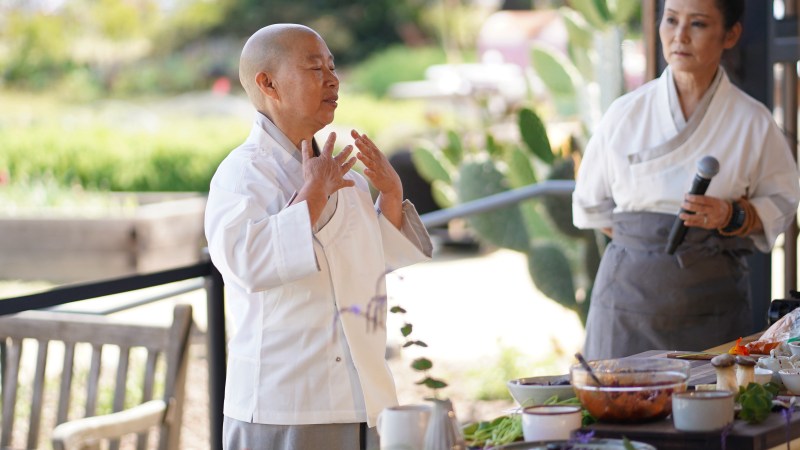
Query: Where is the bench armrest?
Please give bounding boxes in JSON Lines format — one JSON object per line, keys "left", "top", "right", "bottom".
{"left": 51, "top": 399, "right": 167, "bottom": 450}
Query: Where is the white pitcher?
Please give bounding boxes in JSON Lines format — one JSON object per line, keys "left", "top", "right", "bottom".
{"left": 377, "top": 404, "right": 432, "bottom": 450}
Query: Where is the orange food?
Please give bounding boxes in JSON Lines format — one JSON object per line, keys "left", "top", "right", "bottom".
{"left": 744, "top": 340, "right": 781, "bottom": 355}
{"left": 728, "top": 337, "right": 750, "bottom": 356}
{"left": 574, "top": 373, "right": 687, "bottom": 423}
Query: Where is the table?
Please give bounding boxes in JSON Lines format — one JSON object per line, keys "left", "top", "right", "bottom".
{"left": 582, "top": 345, "right": 800, "bottom": 450}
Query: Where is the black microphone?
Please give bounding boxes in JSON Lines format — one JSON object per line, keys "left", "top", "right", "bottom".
{"left": 665, "top": 156, "right": 720, "bottom": 255}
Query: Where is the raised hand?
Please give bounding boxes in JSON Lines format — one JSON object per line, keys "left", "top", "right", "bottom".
{"left": 352, "top": 129, "right": 402, "bottom": 200}
{"left": 301, "top": 132, "right": 356, "bottom": 197}
{"left": 352, "top": 129, "right": 403, "bottom": 229}
{"left": 293, "top": 132, "right": 356, "bottom": 226}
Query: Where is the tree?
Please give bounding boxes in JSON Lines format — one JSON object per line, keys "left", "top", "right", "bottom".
{"left": 209, "top": 0, "right": 432, "bottom": 64}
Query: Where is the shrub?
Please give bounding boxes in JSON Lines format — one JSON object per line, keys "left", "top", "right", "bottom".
{"left": 0, "top": 118, "right": 248, "bottom": 192}
{"left": 347, "top": 45, "right": 447, "bottom": 98}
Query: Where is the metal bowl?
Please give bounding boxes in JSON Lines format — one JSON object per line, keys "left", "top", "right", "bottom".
{"left": 569, "top": 358, "right": 690, "bottom": 423}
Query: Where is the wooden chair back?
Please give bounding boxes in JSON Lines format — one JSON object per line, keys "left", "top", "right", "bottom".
{"left": 0, "top": 303, "right": 192, "bottom": 450}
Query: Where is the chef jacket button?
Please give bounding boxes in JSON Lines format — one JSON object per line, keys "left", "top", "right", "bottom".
{"left": 335, "top": 357, "right": 342, "bottom": 362}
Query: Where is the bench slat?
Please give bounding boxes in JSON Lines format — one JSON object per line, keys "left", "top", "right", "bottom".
{"left": 85, "top": 344, "right": 103, "bottom": 417}
{"left": 57, "top": 341, "right": 76, "bottom": 425}
{"left": 28, "top": 340, "right": 50, "bottom": 448}
{"left": 1, "top": 338, "right": 22, "bottom": 449}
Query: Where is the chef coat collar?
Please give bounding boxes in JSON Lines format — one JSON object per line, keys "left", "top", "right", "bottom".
{"left": 255, "top": 112, "right": 304, "bottom": 164}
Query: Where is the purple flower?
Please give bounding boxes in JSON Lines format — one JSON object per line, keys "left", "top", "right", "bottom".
{"left": 570, "top": 430, "right": 594, "bottom": 444}
{"left": 782, "top": 407, "right": 792, "bottom": 450}
{"left": 720, "top": 422, "right": 733, "bottom": 450}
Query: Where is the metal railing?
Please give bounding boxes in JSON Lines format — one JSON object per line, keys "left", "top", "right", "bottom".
{"left": 0, "top": 180, "right": 575, "bottom": 450}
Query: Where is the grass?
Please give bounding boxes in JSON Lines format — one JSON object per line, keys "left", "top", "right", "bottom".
{"left": 0, "top": 88, "right": 445, "bottom": 195}
{"left": 467, "top": 343, "right": 572, "bottom": 401}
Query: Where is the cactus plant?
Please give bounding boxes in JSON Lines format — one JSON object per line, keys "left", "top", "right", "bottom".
{"left": 412, "top": 105, "right": 601, "bottom": 325}
{"left": 407, "top": 1, "right": 638, "bottom": 326}
{"left": 531, "top": 1, "right": 641, "bottom": 126}
{"left": 456, "top": 159, "right": 530, "bottom": 253}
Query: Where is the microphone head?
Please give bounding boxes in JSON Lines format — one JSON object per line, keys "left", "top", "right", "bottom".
{"left": 697, "top": 156, "right": 720, "bottom": 179}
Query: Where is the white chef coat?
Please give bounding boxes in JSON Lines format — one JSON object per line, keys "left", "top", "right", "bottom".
{"left": 573, "top": 66, "right": 800, "bottom": 252}
{"left": 204, "top": 113, "right": 433, "bottom": 427}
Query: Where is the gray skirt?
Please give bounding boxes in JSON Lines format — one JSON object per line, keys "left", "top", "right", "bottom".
{"left": 223, "top": 416, "right": 380, "bottom": 450}
{"left": 583, "top": 212, "right": 755, "bottom": 360}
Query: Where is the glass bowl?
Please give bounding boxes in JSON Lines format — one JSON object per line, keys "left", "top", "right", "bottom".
{"left": 569, "top": 358, "right": 691, "bottom": 423}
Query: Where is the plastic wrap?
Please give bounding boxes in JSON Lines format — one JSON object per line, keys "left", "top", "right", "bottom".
{"left": 746, "top": 307, "right": 800, "bottom": 355}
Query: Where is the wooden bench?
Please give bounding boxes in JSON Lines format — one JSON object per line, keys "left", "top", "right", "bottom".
{"left": 0, "top": 303, "right": 193, "bottom": 450}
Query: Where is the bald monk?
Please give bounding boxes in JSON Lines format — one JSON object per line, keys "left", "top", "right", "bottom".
{"left": 204, "top": 24, "right": 433, "bottom": 449}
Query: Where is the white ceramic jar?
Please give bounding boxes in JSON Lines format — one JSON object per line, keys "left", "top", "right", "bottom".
{"left": 521, "top": 405, "right": 582, "bottom": 442}
{"left": 672, "top": 391, "right": 735, "bottom": 432}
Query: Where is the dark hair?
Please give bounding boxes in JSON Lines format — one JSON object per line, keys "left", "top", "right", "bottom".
{"left": 715, "top": 0, "right": 745, "bottom": 29}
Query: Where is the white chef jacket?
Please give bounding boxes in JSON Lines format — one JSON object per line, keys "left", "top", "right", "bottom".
{"left": 204, "top": 113, "right": 433, "bottom": 427}
{"left": 573, "top": 67, "right": 800, "bottom": 252}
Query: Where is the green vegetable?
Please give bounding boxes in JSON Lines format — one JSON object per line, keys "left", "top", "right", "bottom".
{"left": 462, "top": 414, "right": 522, "bottom": 448}
{"left": 736, "top": 382, "right": 777, "bottom": 424}
{"left": 622, "top": 436, "right": 636, "bottom": 450}
{"left": 543, "top": 396, "right": 597, "bottom": 426}
{"left": 462, "top": 397, "right": 597, "bottom": 448}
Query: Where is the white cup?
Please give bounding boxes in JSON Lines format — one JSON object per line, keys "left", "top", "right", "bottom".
{"left": 522, "top": 405, "right": 582, "bottom": 442}
{"left": 377, "top": 404, "right": 432, "bottom": 450}
{"left": 672, "top": 391, "right": 735, "bottom": 432}
{"left": 757, "top": 355, "right": 795, "bottom": 385}
{"left": 754, "top": 367, "right": 773, "bottom": 385}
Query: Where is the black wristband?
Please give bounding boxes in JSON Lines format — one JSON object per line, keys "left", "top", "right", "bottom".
{"left": 723, "top": 201, "right": 746, "bottom": 233}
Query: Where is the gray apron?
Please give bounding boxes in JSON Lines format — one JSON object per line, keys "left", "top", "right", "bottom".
{"left": 583, "top": 212, "right": 755, "bottom": 360}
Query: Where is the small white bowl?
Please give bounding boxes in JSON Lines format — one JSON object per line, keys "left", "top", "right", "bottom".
{"left": 754, "top": 367, "right": 773, "bottom": 385}
{"left": 507, "top": 375, "right": 575, "bottom": 407}
{"left": 672, "top": 390, "right": 735, "bottom": 432}
{"left": 522, "top": 405, "right": 582, "bottom": 442}
{"left": 789, "top": 341, "right": 800, "bottom": 357}
{"left": 757, "top": 355, "right": 795, "bottom": 385}
{"left": 779, "top": 369, "right": 800, "bottom": 394}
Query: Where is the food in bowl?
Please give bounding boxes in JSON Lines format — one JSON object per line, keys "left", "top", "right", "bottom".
{"left": 570, "top": 358, "right": 690, "bottom": 423}
{"left": 507, "top": 374, "right": 576, "bottom": 407}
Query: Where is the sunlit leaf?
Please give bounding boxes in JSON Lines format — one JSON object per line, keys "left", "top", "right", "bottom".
{"left": 560, "top": 7, "right": 593, "bottom": 49}
{"left": 431, "top": 179, "right": 456, "bottom": 208}
{"left": 412, "top": 144, "right": 453, "bottom": 184}
{"left": 607, "top": 0, "right": 640, "bottom": 24}
{"left": 411, "top": 357, "right": 432, "bottom": 371}
{"left": 506, "top": 146, "right": 537, "bottom": 188}
{"left": 424, "top": 378, "right": 448, "bottom": 389}
{"left": 444, "top": 130, "right": 463, "bottom": 165}
{"left": 518, "top": 108, "right": 554, "bottom": 164}
{"left": 569, "top": 0, "right": 608, "bottom": 29}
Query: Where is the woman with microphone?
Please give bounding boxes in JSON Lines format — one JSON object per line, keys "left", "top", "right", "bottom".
{"left": 572, "top": 0, "right": 800, "bottom": 359}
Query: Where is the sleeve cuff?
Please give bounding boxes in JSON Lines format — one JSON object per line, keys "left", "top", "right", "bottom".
{"left": 378, "top": 200, "right": 433, "bottom": 268}
{"left": 748, "top": 197, "right": 786, "bottom": 252}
